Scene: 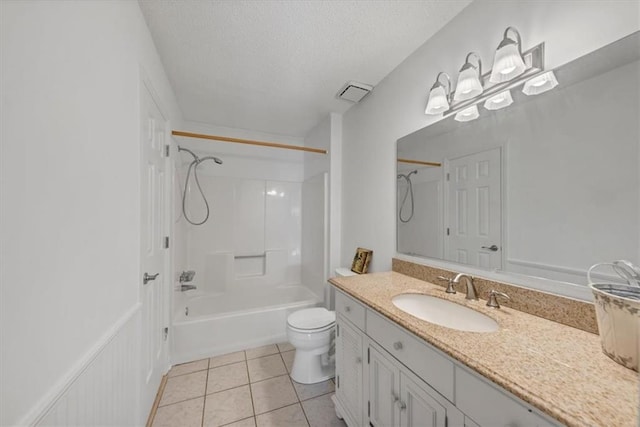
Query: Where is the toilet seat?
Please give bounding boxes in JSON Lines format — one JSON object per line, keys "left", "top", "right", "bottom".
{"left": 287, "top": 307, "right": 335, "bottom": 331}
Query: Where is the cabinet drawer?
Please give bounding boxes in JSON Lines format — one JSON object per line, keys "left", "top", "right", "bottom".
{"left": 456, "top": 367, "right": 558, "bottom": 427}
{"left": 366, "top": 310, "right": 454, "bottom": 402}
{"left": 335, "top": 290, "right": 366, "bottom": 330}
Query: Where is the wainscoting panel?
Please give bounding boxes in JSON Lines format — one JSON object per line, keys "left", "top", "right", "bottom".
{"left": 32, "top": 304, "right": 141, "bottom": 426}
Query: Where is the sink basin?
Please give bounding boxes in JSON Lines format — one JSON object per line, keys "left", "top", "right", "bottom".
{"left": 391, "top": 294, "right": 498, "bottom": 333}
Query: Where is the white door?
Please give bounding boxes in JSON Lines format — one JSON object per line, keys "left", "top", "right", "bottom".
{"left": 140, "top": 81, "right": 168, "bottom": 417}
{"left": 400, "top": 372, "right": 446, "bottom": 427}
{"left": 369, "top": 346, "right": 400, "bottom": 427}
{"left": 335, "top": 318, "right": 364, "bottom": 426}
{"left": 446, "top": 147, "right": 502, "bottom": 269}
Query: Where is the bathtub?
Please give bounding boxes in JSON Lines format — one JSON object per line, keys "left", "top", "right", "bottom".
{"left": 171, "top": 285, "right": 320, "bottom": 364}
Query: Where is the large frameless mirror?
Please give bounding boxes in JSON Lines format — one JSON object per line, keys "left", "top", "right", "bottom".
{"left": 396, "top": 31, "right": 639, "bottom": 290}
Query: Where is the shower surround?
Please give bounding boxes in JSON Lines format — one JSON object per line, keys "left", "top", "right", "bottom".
{"left": 171, "top": 149, "right": 326, "bottom": 363}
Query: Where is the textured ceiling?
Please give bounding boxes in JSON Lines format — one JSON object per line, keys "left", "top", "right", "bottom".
{"left": 139, "top": 0, "right": 471, "bottom": 138}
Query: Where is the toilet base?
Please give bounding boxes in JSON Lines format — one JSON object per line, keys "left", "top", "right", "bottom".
{"left": 290, "top": 350, "right": 335, "bottom": 384}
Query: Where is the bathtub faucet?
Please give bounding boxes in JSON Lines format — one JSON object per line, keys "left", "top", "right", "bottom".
{"left": 177, "top": 284, "right": 197, "bottom": 292}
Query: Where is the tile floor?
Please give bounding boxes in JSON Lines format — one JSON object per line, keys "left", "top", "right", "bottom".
{"left": 150, "top": 343, "right": 347, "bottom": 427}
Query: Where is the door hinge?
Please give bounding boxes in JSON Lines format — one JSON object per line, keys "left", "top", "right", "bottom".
{"left": 164, "top": 236, "right": 169, "bottom": 249}
{"left": 446, "top": 172, "right": 450, "bottom": 181}
{"left": 367, "top": 347, "right": 370, "bottom": 364}
{"left": 336, "top": 375, "right": 339, "bottom": 388}
{"left": 163, "top": 327, "right": 168, "bottom": 341}
{"left": 336, "top": 324, "right": 339, "bottom": 336}
{"left": 165, "top": 145, "right": 170, "bottom": 157}
{"left": 368, "top": 400, "right": 370, "bottom": 417}
{"left": 446, "top": 228, "right": 450, "bottom": 236}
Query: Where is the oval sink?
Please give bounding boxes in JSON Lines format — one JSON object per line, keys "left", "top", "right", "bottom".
{"left": 392, "top": 293, "right": 498, "bottom": 333}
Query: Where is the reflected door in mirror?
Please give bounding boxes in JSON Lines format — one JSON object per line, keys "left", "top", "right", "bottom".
{"left": 446, "top": 147, "right": 502, "bottom": 269}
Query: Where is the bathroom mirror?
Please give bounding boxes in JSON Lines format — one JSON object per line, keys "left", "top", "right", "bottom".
{"left": 397, "top": 31, "right": 639, "bottom": 289}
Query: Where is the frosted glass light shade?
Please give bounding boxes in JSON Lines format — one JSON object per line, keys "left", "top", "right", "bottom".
{"left": 454, "top": 66, "right": 483, "bottom": 101}
{"left": 523, "top": 71, "right": 559, "bottom": 95}
{"left": 425, "top": 85, "right": 450, "bottom": 115}
{"left": 484, "top": 90, "right": 514, "bottom": 110}
{"left": 490, "top": 42, "right": 526, "bottom": 83}
{"left": 454, "top": 105, "right": 479, "bottom": 122}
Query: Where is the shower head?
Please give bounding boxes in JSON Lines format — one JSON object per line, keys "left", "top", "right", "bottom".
{"left": 200, "top": 156, "right": 223, "bottom": 165}
{"left": 408, "top": 169, "right": 418, "bottom": 177}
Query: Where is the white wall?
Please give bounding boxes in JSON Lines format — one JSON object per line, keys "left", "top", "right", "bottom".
{"left": 341, "top": 0, "right": 640, "bottom": 273}
{"left": 0, "top": 1, "right": 181, "bottom": 424}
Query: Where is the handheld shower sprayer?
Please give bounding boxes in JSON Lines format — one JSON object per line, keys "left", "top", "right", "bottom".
{"left": 397, "top": 170, "right": 417, "bottom": 223}
{"left": 178, "top": 146, "right": 223, "bottom": 225}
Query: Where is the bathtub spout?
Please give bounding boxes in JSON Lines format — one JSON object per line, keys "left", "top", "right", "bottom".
{"left": 177, "top": 284, "right": 197, "bottom": 292}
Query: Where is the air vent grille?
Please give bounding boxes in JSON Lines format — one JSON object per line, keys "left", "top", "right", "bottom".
{"left": 338, "top": 81, "right": 373, "bottom": 103}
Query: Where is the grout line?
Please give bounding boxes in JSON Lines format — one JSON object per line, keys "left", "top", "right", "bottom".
{"left": 246, "top": 355, "right": 257, "bottom": 419}
{"left": 166, "top": 367, "right": 209, "bottom": 378}
{"left": 219, "top": 416, "right": 256, "bottom": 427}
{"left": 145, "top": 373, "right": 168, "bottom": 427}
{"left": 200, "top": 358, "right": 210, "bottom": 427}
{"left": 284, "top": 368, "right": 312, "bottom": 427}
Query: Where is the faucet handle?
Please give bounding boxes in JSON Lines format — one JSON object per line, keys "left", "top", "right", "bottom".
{"left": 436, "top": 276, "right": 457, "bottom": 294}
{"left": 486, "top": 290, "right": 510, "bottom": 308}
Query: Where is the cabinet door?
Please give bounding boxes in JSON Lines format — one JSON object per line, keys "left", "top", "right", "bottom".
{"left": 400, "top": 372, "right": 447, "bottom": 427}
{"left": 336, "top": 317, "right": 364, "bottom": 426}
{"left": 369, "top": 346, "right": 400, "bottom": 427}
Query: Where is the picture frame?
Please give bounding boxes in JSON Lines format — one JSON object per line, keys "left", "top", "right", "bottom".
{"left": 351, "top": 247, "right": 373, "bottom": 274}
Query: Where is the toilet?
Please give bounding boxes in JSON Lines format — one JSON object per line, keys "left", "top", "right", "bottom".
{"left": 286, "top": 268, "right": 357, "bottom": 384}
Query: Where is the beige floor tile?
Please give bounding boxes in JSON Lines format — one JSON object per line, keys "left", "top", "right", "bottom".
{"left": 247, "top": 354, "right": 287, "bottom": 382}
{"left": 281, "top": 350, "right": 295, "bottom": 373}
{"left": 256, "top": 403, "right": 309, "bottom": 427}
{"left": 203, "top": 385, "right": 254, "bottom": 427}
{"left": 301, "top": 394, "right": 346, "bottom": 427}
{"left": 209, "top": 350, "right": 245, "bottom": 368}
{"left": 292, "top": 379, "right": 335, "bottom": 401}
{"left": 160, "top": 371, "right": 207, "bottom": 406}
{"left": 168, "top": 358, "right": 209, "bottom": 377}
{"left": 246, "top": 344, "right": 279, "bottom": 359}
{"left": 250, "top": 375, "right": 298, "bottom": 414}
{"left": 277, "top": 342, "right": 295, "bottom": 353}
{"left": 224, "top": 417, "right": 256, "bottom": 427}
{"left": 152, "top": 397, "right": 204, "bottom": 427}
{"left": 207, "top": 361, "right": 249, "bottom": 394}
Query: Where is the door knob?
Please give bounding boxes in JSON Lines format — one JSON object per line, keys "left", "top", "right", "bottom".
{"left": 143, "top": 272, "right": 159, "bottom": 285}
{"left": 481, "top": 245, "right": 499, "bottom": 252}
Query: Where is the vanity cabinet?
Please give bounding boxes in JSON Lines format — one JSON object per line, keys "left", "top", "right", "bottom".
{"left": 335, "top": 292, "right": 367, "bottom": 427}
{"left": 369, "top": 343, "right": 454, "bottom": 427}
{"left": 333, "top": 288, "right": 561, "bottom": 427}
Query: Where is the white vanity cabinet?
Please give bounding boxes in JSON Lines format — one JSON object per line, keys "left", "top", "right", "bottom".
{"left": 335, "top": 291, "right": 367, "bottom": 427}
{"left": 369, "top": 343, "right": 456, "bottom": 427}
{"left": 333, "top": 288, "right": 561, "bottom": 427}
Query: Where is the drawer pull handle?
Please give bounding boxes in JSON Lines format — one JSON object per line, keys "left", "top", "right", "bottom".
{"left": 398, "top": 400, "right": 406, "bottom": 411}
{"left": 391, "top": 392, "right": 399, "bottom": 403}
{"left": 355, "top": 357, "right": 362, "bottom": 364}
{"left": 345, "top": 306, "right": 351, "bottom": 313}
{"left": 393, "top": 341, "right": 403, "bottom": 351}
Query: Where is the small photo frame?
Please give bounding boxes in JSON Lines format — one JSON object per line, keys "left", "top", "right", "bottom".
{"left": 351, "top": 247, "right": 373, "bottom": 274}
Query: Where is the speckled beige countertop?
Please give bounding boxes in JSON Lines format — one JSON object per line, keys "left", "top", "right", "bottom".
{"left": 329, "top": 271, "right": 639, "bottom": 427}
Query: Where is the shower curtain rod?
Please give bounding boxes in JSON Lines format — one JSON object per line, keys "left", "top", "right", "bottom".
{"left": 397, "top": 158, "right": 441, "bottom": 167}
{"left": 172, "top": 130, "right": 328, "bottom": 154}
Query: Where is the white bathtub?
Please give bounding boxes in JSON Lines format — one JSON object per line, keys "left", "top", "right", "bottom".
{"left": 171, "top": 285, "right": 320, "bottom": 364}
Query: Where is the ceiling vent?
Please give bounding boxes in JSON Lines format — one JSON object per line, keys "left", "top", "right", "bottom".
{"left": 337, "top": 81, "right": 373, "bottom": 103}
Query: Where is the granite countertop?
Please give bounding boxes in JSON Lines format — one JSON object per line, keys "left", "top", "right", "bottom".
{"left": 329, "top": 271, "right": 639, "bottom": 427}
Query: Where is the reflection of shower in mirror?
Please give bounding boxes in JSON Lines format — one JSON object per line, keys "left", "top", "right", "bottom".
{"left": 397, "top": 170, "right": 417, "bottom": 223}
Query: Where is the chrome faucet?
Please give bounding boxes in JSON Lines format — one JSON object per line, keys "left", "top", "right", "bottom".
{"left": 178, "top": 284, "right": 197, "bottom": 292}
{"left": 453, "top": 273, "right": 478, "bottom": 300}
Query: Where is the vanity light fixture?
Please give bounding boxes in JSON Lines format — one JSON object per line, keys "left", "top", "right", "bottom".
{"left": 453, "top": 52, "right": 483, "bottom": 102}
{"left": 523, "top": 71, "right": 559, "bottom": 95}
{"left": 454, "top": 105, "right": 479, "bottom": 122}
{"left": 490, "top": 27, "right": 527, "bottom": 83}
{"left": 425, "top": 72, "right": 452, "bottom": 115}
{"left": 483, "top": 90, "right": 514, "bottom": 110}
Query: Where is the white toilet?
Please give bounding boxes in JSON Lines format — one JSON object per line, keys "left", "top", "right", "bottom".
{"left": 286, "top": 268, "right": 357, "bottom": 384}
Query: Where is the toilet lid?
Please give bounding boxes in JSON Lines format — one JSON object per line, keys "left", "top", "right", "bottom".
{"left": 287, "top": 307, "right": 336, "bottom": 330}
